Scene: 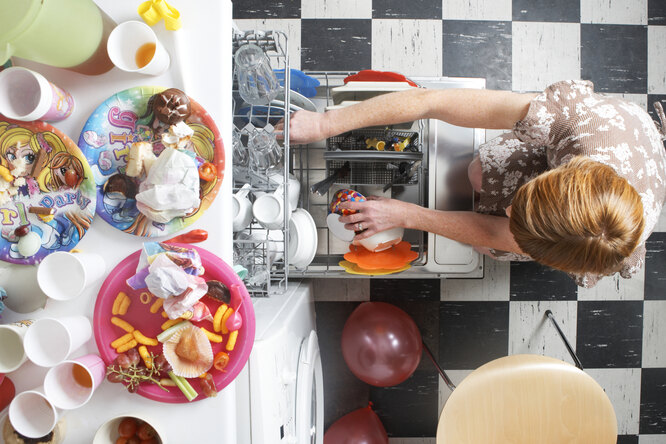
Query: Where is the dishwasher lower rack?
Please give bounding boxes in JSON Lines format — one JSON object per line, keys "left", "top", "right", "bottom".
{"left": 288, "top": 72, "right": 429, "bottom": 277}
{"left": 232, "top": 29, "right": 291, "bottom": 296}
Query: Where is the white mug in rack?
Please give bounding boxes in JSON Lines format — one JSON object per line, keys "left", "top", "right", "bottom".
{"left": 252, "top": 190, "right": 286, "bottom": 230}
{"left": 232, "top": 184, "right": 253, "bottom": 232}
{"left": 268, "top": 172, "right": 300, "bottom": 211}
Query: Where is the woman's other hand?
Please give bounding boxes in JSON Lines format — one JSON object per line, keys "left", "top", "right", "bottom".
{"left": 338, "top": 196, "right": 411, "bottom": 241}
{"left": 275, "top": 110, "right": 328, "bottom": 144}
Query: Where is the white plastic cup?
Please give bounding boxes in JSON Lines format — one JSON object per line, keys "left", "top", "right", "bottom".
{"left": 233, "top": 184, "right": 253, "bottom": 232}
{"left": 8, "top": 389, "right": 59, "bottom": 438}
{"left": 37, "top": 251, "right": 106, "bottom": 301}
{"left": 107, "top": 21, "right": 170, "bottom": 75}
{"left": 0, "top": 67, "right": 74, "bottom": 122}
{"left": 44, "top": 354, "right": 106, "bottom": 410}
{"left": 0, "top": 320, "right": 34, "bottom": 373}
{"left": 23, "top": 316, "right": 92, "bottom": 367}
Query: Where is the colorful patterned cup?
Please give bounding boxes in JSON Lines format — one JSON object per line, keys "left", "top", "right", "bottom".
{"left": 0, "top": 67, "right": 74, "bottom": 122}
{"left": 329, "top": 189, "right": 366, "bottom": 215}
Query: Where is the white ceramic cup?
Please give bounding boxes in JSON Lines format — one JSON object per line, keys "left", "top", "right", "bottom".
{"left": 268, "top": 172, "right": 300, "bottom": 212}
{"left": 232, "top": 184, "right": 253, "bottom": 232}
{"left": 23, "top": 316, "right": 92, "bottom": 367}
{"left": 107, "top": 21, "right": 170, "bottom": 75}
{"left": 8, "top": 389, "right": 59, "bottom": 438}
{"left": 44, "top": 354, "right": 106, "bottom": 410}
{"left": 357, "top": 227, "right": 405, "bottom": 252}
{"left": 253, "top": 191, "right": 286, "bottom": 230}
{"left": 37, "top": 251, "right": 106, "bottom": 301}
{"left": 0, "top": 67, "right": 74, "bottom": 121}
{"left": 0, "top": 320, "right": 34, "bottom": 373}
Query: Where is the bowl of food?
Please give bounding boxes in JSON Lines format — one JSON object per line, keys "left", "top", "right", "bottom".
{"left": 93, "top": 414, "right": 164, "bottom": 444}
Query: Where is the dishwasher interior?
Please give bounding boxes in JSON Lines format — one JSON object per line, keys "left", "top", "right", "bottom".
{"left": 233, "top": 31, "right": 484, "bottom": 296}
{"left": 289, "top": 74, "right": 485, "bottom": 279}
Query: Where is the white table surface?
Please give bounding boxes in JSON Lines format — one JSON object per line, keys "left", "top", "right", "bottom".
{"left": 0, "top": 0, "right": 236, "bottom": 442}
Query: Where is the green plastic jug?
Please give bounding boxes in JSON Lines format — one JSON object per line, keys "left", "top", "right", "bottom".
{"left": 0, "top": 0, "right": 116, "bottom": 75}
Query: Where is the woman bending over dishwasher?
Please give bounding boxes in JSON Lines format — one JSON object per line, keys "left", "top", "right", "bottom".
{"left": 275, "top": 80, "right": 666, "bottom": 288}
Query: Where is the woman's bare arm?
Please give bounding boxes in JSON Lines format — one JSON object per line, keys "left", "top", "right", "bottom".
{"left": 279, "top": 88, "right": 537, "bottom": 144}
{"left": 338, "top": 197, "right": 525, "bottom": 255}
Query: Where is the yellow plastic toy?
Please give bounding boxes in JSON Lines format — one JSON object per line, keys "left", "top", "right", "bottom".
{"left": 365, "top": 138, "right": 385, "bottom": 151}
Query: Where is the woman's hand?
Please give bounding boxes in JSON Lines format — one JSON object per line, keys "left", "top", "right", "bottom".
{"left": 338, "top": 196, "right": 412, "bottom": 241}
{"left": 274, "top": 110, "right": 328, "bottom": 144}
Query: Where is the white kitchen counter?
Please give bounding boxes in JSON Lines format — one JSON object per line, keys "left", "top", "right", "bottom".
{"left": 0, "top": 0, "right": 236, "bottom": 442}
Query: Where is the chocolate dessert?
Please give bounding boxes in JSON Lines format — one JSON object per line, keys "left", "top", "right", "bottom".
{"left": 103, "top": 173, "right": 138, "bottom": 199}
{"left": 152, "top": 88, "right": 191, "bottom": 125}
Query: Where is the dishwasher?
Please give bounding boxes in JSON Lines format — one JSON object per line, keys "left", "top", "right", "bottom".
{"left": 233, "top": 31, "right": 485, "bottom": 299}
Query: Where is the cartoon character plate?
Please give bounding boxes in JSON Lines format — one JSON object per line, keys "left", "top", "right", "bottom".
{"left": 93, "top": 244, "right": 255, "bottom": 403}
{"left": 78, "top": 86, "right": 225, "bottom": 237}
{"left": 0, "top": 118, "right": 96, "bottom": 265}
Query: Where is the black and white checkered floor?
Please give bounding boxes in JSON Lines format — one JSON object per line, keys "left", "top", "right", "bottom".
{"left": 233, "top": 1, "right": 666, "bottom": 442}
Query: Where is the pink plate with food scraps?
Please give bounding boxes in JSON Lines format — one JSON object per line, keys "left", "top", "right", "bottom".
{"left": 93, "top": 244, "right": 255, "bottom": 403}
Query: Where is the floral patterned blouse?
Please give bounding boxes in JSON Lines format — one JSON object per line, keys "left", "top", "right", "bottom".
{"left": 476, "top": 80, "right": 666, "bottom": 287}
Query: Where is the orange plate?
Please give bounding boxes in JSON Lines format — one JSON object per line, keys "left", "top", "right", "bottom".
{"left": 344, "top": 241, "right": 418, "bottom": 270}
{"left": 339, "top": 260, "right": 411, "bottom": 276}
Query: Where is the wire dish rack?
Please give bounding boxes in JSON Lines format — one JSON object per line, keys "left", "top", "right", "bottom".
{"left": 232, "top": 30, "right": 291, "bottom": 296}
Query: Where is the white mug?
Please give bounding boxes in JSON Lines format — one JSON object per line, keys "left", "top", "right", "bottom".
{"left": 268, "top": 172, "right": 300, "bottom": 212}
{"left": 232, "top": 184, "right": 253, "bottom": 232}
{"left": 253, "top": 191, "right": 285, "bottom": 230}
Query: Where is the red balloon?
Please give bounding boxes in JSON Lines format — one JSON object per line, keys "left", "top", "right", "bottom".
{"left": 324, "top": 405, "right": 388, "bottom": 444}
{"left": 341, "top": 302, "right": 422, "bottom": 387}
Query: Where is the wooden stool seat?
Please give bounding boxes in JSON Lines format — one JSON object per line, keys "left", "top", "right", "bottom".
{"left": 437, "top": 354, "right": 617, "bottom": 444}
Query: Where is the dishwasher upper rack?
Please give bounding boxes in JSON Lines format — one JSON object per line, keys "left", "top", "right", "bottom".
{"left": 232, "top": 30, "right": 291, "bottom": 296}
{"left": 289, "top": 72, "right": 429, "bottom": 277}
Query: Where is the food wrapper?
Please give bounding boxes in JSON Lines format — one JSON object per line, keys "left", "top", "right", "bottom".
{"left": 135, "top": 147, "right": 201, "bottom": 224}
{"left": 141, "top": 242, "right": 204, "bottom": 276}
{"left": 129, "top": 242, "right": 208, "bottom": 319}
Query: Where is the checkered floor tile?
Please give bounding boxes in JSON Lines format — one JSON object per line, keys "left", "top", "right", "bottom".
{"left": 232, "top": 0, "right": 666, "bottom": 440}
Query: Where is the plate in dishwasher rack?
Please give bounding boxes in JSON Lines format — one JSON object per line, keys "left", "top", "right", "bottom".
{"left": 288, "top": 208, "right": 317, "bottom": 269}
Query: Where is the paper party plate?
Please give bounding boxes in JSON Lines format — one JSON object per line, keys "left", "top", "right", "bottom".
{"left": 77, "top": 86, "right": 225, "bottom": 237}
{"left": 0, "top": 117, "right": 96, "bottom": 265}
{"left": 93, "top": 244, "right": 255, "bottom": 403}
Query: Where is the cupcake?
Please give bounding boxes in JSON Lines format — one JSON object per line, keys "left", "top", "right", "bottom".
{"left": 163, "top": 324, "right": 213, "bottom": 378}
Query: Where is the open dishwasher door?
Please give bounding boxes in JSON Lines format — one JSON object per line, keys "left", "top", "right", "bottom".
{"left": 289, "top": 73, "right": 484, "bottom": 278}
{"left": 412, "top": 76, "right": 485, "bottom": 276}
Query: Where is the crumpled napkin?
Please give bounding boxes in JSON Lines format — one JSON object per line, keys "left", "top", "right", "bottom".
{"left": 128, "top": 242, "right": 210, "bottom": 320}
{"left": 135, "top": 147, "right": 200, "bottom": 223}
